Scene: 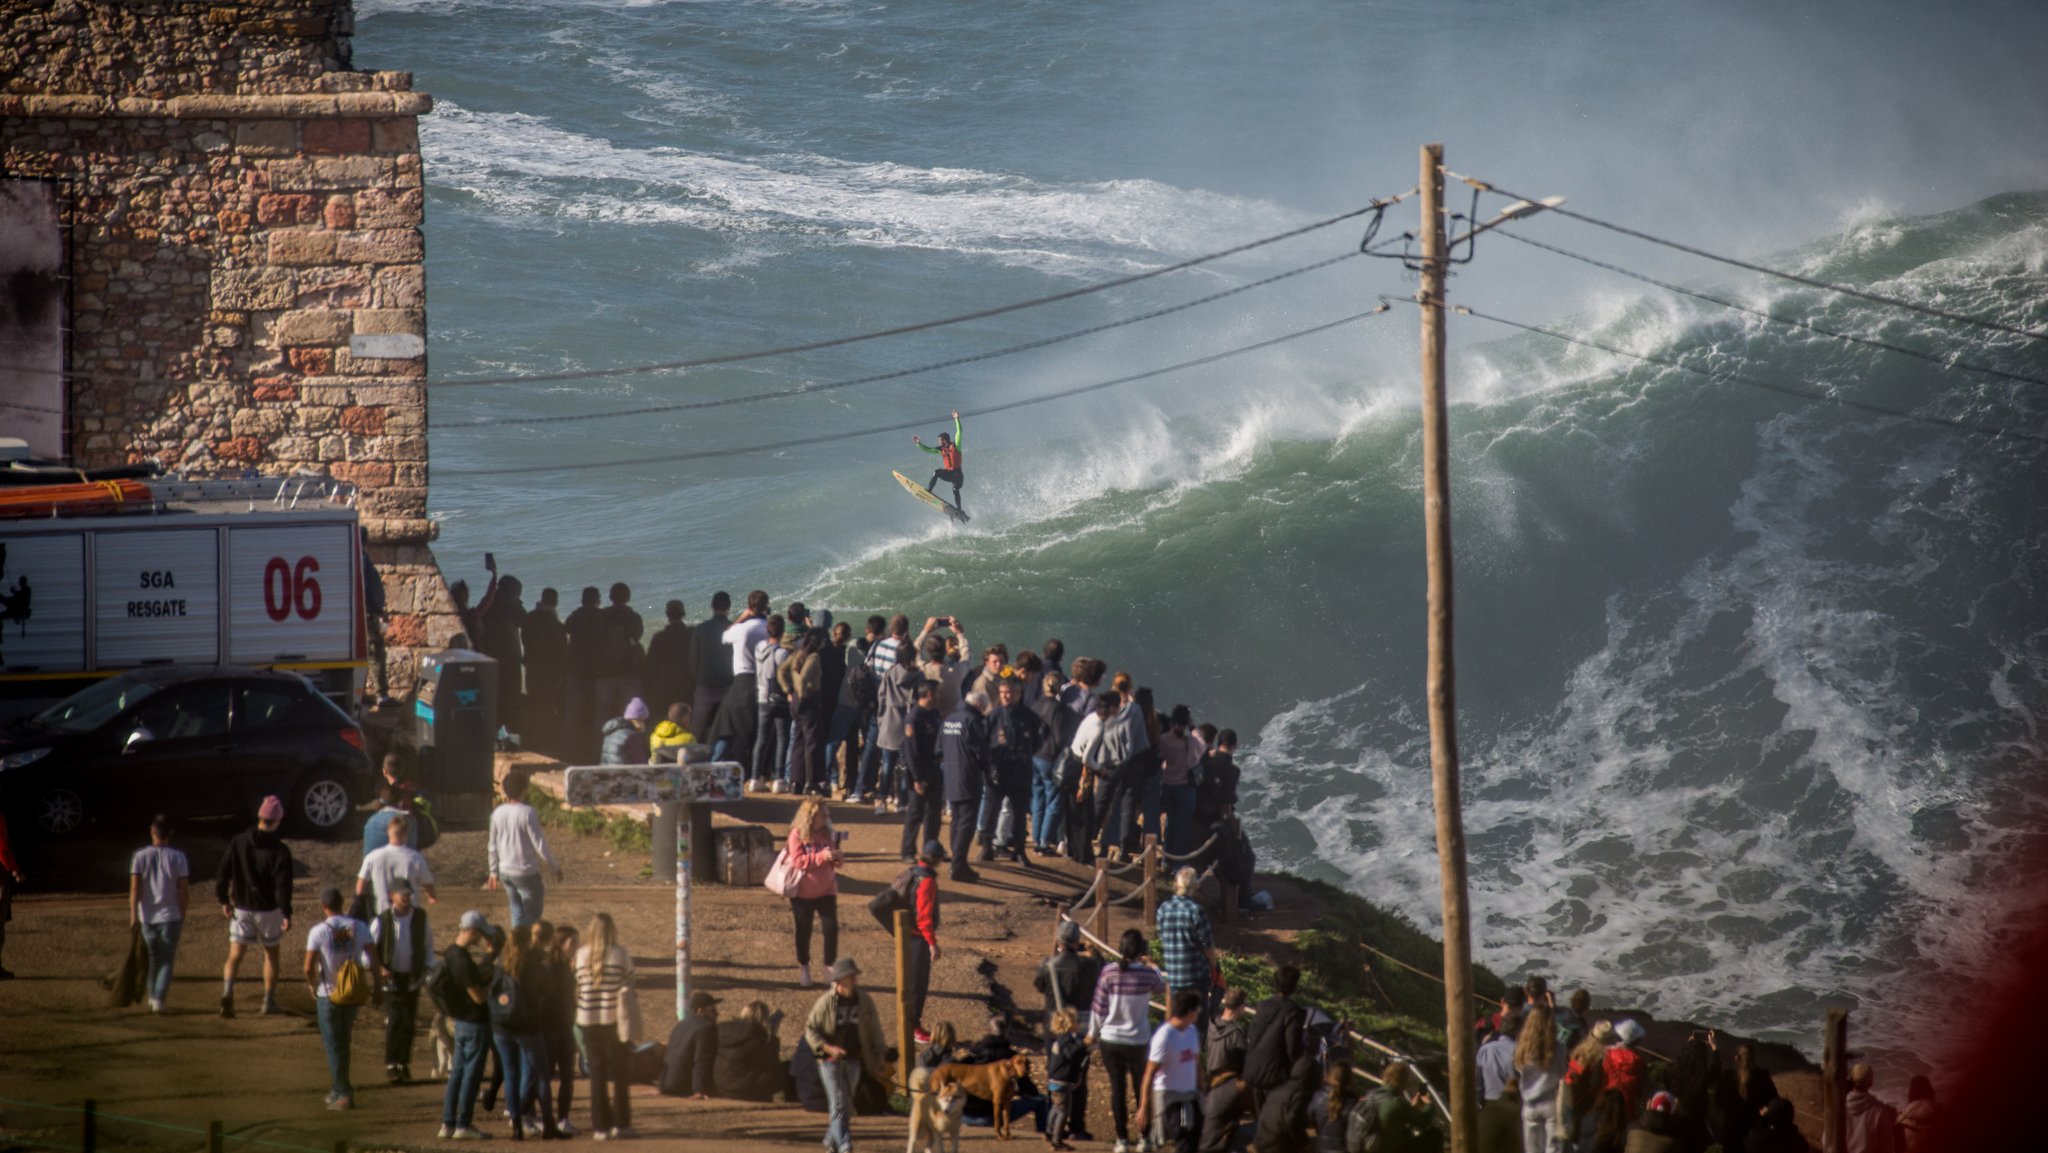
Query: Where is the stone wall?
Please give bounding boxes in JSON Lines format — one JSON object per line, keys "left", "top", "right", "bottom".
{"left": 1, "top": 0, "right": 457, "bottom": 695}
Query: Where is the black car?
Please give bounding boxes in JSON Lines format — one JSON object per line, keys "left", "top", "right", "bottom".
{"left": 0, "top": 666, "right": 372, "bottom": 839}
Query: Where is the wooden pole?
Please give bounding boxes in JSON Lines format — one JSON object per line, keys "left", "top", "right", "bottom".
{"left": 894, "top": 909, "right": 915, "bottom": 1096}
{"left": 1141, "top": 834, "right": 1160, "bottom": 930}
{"left": 1821, "top": 1008, "right": 1848, "bottom": 1153}
{"left": 1092, "top": 858, "right": 1110, "bottom": 946}
{"left": 1418, "top": 141, "right": 1477, "bottom": 1153}
{"left": 208, "top": 1121, "right": 223, "bottom": 1153}
{"left": 82, "top": 1099, "right": 96, "bottom": 1153}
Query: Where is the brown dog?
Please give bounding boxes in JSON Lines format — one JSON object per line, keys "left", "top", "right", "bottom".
{"left": 930, "top": 1056, "right": 1033, "bottom": 1140}
{"left": 906, "top": 1069, "right": 965, "bottom": 1153}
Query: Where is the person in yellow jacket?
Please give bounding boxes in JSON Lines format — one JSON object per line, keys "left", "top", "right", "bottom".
{"left": 648, "top": 702, "right": 696, "bottom": 760}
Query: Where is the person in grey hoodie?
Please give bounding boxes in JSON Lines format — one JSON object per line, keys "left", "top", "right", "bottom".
{"left": 1844, "top": 1063, "right": 1900, "bottom": 1153}
{"left": 1091, "top": 685, "right": 1151, "bottom": 859}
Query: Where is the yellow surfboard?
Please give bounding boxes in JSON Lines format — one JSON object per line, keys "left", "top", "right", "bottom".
{"left": 893, "top": 470, "right": 969, "bottom": 523}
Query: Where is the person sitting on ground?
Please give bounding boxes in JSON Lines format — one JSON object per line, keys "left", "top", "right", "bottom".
{"left": 649, "top": 701, "right": 696, "bottom": 761}
{"left": 1745, "top": 1097, "right": 1812, "bottom": 1153}
{"left": 1475, "top": 1074, "right": 1522, "bottom": 1153}
{"left": 1845, "top": 1063, "right": 1899, "bottom": 1153}
{"left": 601, "top": 697, "right": 652, "bottom": 765}
{"left": 917, "top": 1020, "right": 963, "bottom": 1070}
{"left": 965, "top": 1013, "right": 1016, "bottom": 1064}
{"left": 1624, "top": 1090, "right": 1684, "bottom": 1153}
{"left": 715, "top": 999, "right": 791, "bottom": 1103}
{"left": 661, "top": 990, "right": 721, "bottom": 1099}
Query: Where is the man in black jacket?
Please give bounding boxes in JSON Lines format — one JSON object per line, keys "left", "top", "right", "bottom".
{"left": 1242, "top": 965, "right": 1307, "bottom": 1092}
{"left": 979, "top": 674, "right": 1046, "bottom": 863}
{"left": 661, "top": 991, "right": 721, "bottom": 1099}
{"left": 939, "top": 691, "right": 991, "bottom": 883}
{"left": 898, "top": 682, "right": 945, "bottom": 863}
{"left": 216, "top": 795, "right": 294, "bottom": 1018}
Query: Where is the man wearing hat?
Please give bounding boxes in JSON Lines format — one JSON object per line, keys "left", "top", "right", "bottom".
{"left": 369, "top": 876, "right": 433, "bottom": 1083}
{"left": 660, "top": 990, "right": 722, "bottom": 1099}
{"left": 215, "top": 795, "right": 295, "bottom": 1018}
{"left": 804, "top": 958, "right": 887, "bottom": 1153}
{"left": 439, "top": 910, "right": 497, "bottom": 1140}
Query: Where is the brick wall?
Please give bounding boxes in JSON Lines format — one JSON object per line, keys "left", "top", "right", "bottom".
{"left": 1, "top": 0, "right": 457, "bottom": 695}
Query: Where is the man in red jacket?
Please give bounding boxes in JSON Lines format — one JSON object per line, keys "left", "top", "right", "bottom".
{"left": 905, "top": 840, "right": 943, "bottom": 1043}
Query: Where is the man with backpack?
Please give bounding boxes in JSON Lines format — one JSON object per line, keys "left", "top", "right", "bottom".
{"left": 435, "top": 910, "right": 497, "bottom": 1140}
{"left": 303, "top": 886, "right": 372, "bottom": 1110}
{"left": 370, "top": 877, "right": 433, "bottom": 1084}
{"left": 1244, "top": 965, "right": 1309, "bottom": 1095}
{"left": 1344, "top": 1060, "right": 1440, "bottom": 1153}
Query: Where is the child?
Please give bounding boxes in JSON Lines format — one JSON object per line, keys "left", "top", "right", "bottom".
{"left": 649, "top": 702, "right": 696, "bottom": 761}
{"left": 1045, "top": 1007, "right": 1090, "bottom": 1151}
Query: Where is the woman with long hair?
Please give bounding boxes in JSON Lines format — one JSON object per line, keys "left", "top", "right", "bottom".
{"left": 1563, "top": 1023, "right": 1612, "bottom": 1152}
{"left": 1516, "top": 1003, "right": 1567, "bottom": 1153}
{"left": 786, "top": 797, "right": 844, "bottom": 987}
{"left": 1711, "top": 1038, "right": 1778, "bottom": 1152}
{"left": 1088, "top": 928, "right": 1167, "bottom": 1153}
{"left": 546, "top": 924, "right": 580, "bottom": 1134}
{"left": 491, "top": 925, "right": 560, "bottom": 1140}
{"left": 1310, "top": 1052, "right": 1358, "bottom": 1153}
{"left": 573, "top": 913, "right": 636, "bottom": 1139}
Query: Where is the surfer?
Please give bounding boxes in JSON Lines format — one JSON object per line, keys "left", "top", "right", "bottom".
{"left": 914, "top": 411, "right": 965, "bottom": 515}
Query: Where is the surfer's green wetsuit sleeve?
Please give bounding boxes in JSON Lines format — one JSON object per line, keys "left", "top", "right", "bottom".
{"left": 954, "top": 414, "right": 963, "bottom": 449}
{"left": 916, "top": 439, "right": 939, "bottom": 455}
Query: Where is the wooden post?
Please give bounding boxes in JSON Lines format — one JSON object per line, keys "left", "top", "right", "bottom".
{"left": 335, "top": 1140, "right": 348, "bottom": 1153}
{"left": 82, "top": 1099, "right": 96, "bottom": 1153}
{"left": 1418, "top": 140, "right": 1478, "bottom": 1153}
{"left": 1821, "top": 1008, "right": 1848, "bottom": 1153}
{"left": 208, "top": 1121, "right": 223, "bottom": 1153}
{"left": 1141, "top": 834, "right": 1160, "bottom": 930}
{"left": 894, "top": 909, "right": 915, "bottom": 1096}
{"left": 1092, "top": 858, "right": 1110, "bottom": 946}
{"left": 1221, "top": 879, "right": 1238, "bottom": 924}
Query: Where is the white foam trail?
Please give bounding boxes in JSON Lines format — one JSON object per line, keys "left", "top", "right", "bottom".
{"left": 421, "top": 102, "right": 1310, "bottom": 275}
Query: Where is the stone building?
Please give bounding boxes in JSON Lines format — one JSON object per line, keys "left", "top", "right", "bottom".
{"left": 1, "top": 0, "right": 456, "bottom": 694}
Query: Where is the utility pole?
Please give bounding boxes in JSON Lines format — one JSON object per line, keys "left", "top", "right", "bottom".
{"left": 1417, "top": 141, "right": 1478, "bottom": 1152}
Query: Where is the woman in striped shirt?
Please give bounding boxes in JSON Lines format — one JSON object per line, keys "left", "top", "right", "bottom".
{"left": 574, "top": 913, "right": 637, "bottom": 1139}
{"left": 1089, "top": 928, "right": 1167, "bottom": 1153}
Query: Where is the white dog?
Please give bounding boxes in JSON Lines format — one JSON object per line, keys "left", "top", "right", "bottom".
{"left": 906, "top": 1066, "right": 965, "bottom": 1153}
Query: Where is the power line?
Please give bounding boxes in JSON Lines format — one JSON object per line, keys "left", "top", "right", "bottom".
{"left": 1454, "top": 304, "right": 2048, "bottom": 447}
{"left": 1494, "top": 230, "right": 2048, "bottom": 391}
{"left": 427, "top": 190, "right": 1414, "bottom": 390}
{"left": 438, "top": 306, "right": 1388, "bottom": 477}
{"left": 439, "top": 248, "right": 1366, "bottom": 430}
{"left": 1466, "top": 178, "right": 2048, "bottom": 343}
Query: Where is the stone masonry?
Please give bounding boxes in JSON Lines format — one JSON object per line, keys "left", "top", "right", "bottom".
{"left": 1, "top": 0, "right": 457, "bottom": 694}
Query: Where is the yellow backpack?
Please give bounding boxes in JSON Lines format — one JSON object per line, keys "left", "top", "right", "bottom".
{"left": 329, "top": 922, "right": 372, "bottom": 1007}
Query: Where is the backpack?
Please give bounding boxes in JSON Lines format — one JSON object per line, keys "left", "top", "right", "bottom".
{"left": 845, "top": 654, "right": 879, "bottom": 712}
{"left": 328, "top": 922, "right": 372, "bottom": 1007}
{"left": 488, "top": 966, "right": 525, "bottom": 1028}
{"left": 1344, "top": 1091, "right": 1390, "bottom": 1153}
{"left": 427, "top": 954, "right": 461, "bottom": 1016}
{"left": 867, "top": 865, "right": 922, "bottom": 931}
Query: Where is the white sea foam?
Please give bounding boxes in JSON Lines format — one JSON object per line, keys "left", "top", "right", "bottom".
{"left": 420, "top": 102, "right": 1309, "bottom": 275}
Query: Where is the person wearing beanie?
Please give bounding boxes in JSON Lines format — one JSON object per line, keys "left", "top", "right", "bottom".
{"left": 803, "top": 958, "right": 886, "bottom": 1153}
{"left": 601, "top": 697, "right": 653, "bottom": 765}
{"left": 488, "top": 772, "right": 561, "bottom": 928}
{"left": 1623, "top": 1089, "right": 1684, "bottom": 1153}
{"left": 216, "top": 795, "right": 295, "bottom": 1018}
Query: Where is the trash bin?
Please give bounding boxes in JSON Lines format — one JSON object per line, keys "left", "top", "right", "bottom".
{"left": 416, "top": 648, "right": 498, "bottom": 827}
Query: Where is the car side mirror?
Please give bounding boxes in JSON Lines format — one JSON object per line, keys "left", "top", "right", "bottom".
{"left": 123, "top": 727, "right": 156, "bottom": 753}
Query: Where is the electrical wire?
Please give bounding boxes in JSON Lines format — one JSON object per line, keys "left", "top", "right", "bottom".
{"left": 438, "top": 306, "right": 1388, "bottom": 477}
{"left": 1494, "top": 230, "right": 2048, "bottom": 391}
{"left": 439, "top": 248, "right": 1366, "bottom": 430}
{"left": 420, "top": 190, "right": 1414, "bottom": 390}
{"left": 1469, "top": 179, "right": 2048, "bottom": 343}
{"left": 1454, "top": 304, "right": 2048, "bottom": 446}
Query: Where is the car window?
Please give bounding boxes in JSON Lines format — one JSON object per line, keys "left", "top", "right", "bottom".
{"left": 234, "top": 683, "right": 305, "bottom": 731}
{"left": 130, "top": 683, "right": 233, "bottom": 742}
{"left": 33, "top": 676, "right": 159, "bottom": 734}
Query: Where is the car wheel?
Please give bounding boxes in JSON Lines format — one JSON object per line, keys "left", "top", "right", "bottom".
{"left": 291, "top": 769, "right": 354, "bottom": 837}
{"left": 34, "top": 786, "right": 87, "bottom": 836}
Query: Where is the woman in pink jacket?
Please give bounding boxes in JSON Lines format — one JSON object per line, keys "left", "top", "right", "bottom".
{"left": 786, "top": 797, "right": 844, "bottom": 988}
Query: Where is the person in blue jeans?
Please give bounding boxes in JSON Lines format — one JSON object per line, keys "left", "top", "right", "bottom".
{"left": 1030, "top": 672, "right": 1074, "bottom": 852}
{"left": 439, "top": 911, "right": 497, "bottom": 1139}
{"left": 129, "top": 814, "right": 189, "bottom": 1014}
{"left": 489, "top": 924, "right": 561, "bottom": 1138}
{"left": 302, "top": 887, "right": 370, "bottom": 1110}
{"left": 1156, "top": 705, "right": 1204, "bottom": 858}
{"left": 804, "top": 958, "right": 887, "bottom": 1153}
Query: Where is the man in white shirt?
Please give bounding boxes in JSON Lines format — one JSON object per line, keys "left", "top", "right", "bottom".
{"left": 129, "top": 814, "right": 189, "bottom": 1013}
{"left": 1137, "top": 991, "right": 1204, "bottom": 1153}
{"left": 303, "top": 886, "right": 371, "bottom": 1110}
{"left": 708, "top": 590, "right": 771, "bottom": 763}
{"left": 369, "top": 877, "right": 434, "bottom": 1084}
{"left": 356, "top": 813, "right": 438, "bottom": 914}
{"left": 487, "top": 771, "right": 562, "bottom": 928}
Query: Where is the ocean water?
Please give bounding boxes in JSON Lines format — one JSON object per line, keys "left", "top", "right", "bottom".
{"left": 356, "top": 0, "right": 2048, "bottom": 1061}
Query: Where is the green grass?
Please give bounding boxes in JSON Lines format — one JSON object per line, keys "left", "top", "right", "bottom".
{"left": 528, "top": 786, "right": 654, "bottom": 855}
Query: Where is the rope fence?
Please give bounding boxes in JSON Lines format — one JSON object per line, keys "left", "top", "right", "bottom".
{"left": 0, "top": 1097, "right": 338, "bottom": 1153}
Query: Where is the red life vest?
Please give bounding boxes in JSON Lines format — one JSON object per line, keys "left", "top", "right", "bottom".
{"left": 940, "top": 442, "right": 960, "bottom": 471}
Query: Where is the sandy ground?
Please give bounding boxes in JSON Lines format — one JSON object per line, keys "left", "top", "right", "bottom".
{"left": 0, "top": 789, "right": 1214, "bottom": 1153}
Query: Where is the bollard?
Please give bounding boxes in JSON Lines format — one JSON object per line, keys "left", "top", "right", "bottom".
{"left": 209, "top": 1121, "right": 224, "bottom": 1153}
{"left": 1141, "top": 834, "right": 1159, "bottom": 930}
{"left": 82, "top": 1099, "right": 96, "bottom": 1153}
